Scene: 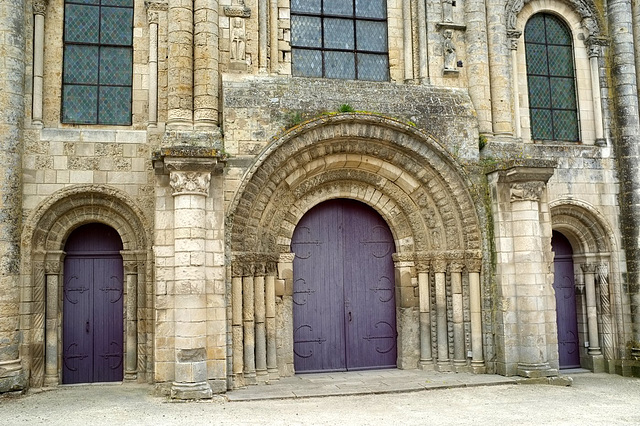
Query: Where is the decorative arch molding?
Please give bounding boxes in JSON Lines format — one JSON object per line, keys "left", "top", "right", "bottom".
{"left": 20, "top": 184, "right": 152, "bottom": 387}
{"left": 228, "top": 113, "right": 482, "bottom": 261}
{"left": 549, "top": 197, "right": 615, "bottom": 255}
{"left": 505, "top": 0, "right": 603, "bottom": 38}
{"left": 549, "top": 197, "right": 623, "bottom": 366}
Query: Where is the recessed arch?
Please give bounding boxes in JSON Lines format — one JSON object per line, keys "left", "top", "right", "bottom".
{"left": 228, "top": 113, "right": 482, "bottom": 260}
{"left": 20, "top": 184, "right": 151, "bottom": 387}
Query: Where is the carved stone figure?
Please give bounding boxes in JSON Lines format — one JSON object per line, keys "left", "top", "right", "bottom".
{"left": 443, "top": 30, "right": 456, "bottom": 70}
{"left": 230, "top": 17, "right": 246, "bottom": 61}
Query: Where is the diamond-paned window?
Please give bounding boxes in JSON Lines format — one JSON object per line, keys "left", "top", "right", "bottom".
{"left": 525, "top": 14, "right": 579, "bottom": 141}
{"left": 62, "top": 0, "right": 133, "bottom": 125}
{"left": 291, "top": 0, "right": 389, "bottom": 81}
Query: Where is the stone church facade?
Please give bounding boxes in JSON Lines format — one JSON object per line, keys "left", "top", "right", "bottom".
{"left": 1, "top": 0, "right": 640, "bottom": 398}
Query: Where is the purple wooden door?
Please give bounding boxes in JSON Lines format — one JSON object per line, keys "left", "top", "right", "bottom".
{"left": 552, "top": 231, "right": 580, "bottom": 369}
{"left": 63, "top": 223, "right": 124, "bottom": 384}
{"left": 292, "top": 199, "right": 396, "bottom": 372}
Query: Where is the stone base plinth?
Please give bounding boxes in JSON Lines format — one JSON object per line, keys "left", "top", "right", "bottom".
{"left": 0, "top": 360, "right": 27, "bottom": 394}
{"left": 170, "top": 381, "right": 213, "bottom": 400}
{"left": 517, "top": 362, "right": 558, "bottom": 378}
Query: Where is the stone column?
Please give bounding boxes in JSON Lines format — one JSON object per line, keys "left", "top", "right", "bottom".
{"left": 586, "top": 40, "right": 605, "bottom": 145}
{"left": 488, "top": 163, "right": 556, "bottom": 377}
{"left": 146, "top": 2, "right": 162, "bottom": 128}
{"left": 450, "top": 262, "right": 466, "bottom": 369}
{"left": 32, "top": 0, "right": 47, "bottom": 127}
{"left": 508, "top": 32, "right": 522, "bottom": 138}
{"left": 598, "top": 264, "right": 614, "bottom": 362}
{"left": 193, "top": 0, "right": 219, "bottom": 128}
{"left": 434, "top": 259, "right": 450, "bottom": 371}
{"left": 464, "top": 0, "right": 492, "bottom": 134}
{"left": 402, "top": 0, "right": 413, "bottom": 81}
{"left": 254, "top": 264, "right": 268, "bottom": 381}
{"left": 277, "top": 253, "right": 295, "bottom": 376}
{"left": 418, "top": 262, "right": 433, "bottom": 368}
{"left": 468, "top": 258, "right": 485, "bottom": 372}
{"left": 609, "top": 0, "right": 640, "bottom": 342}
{"left": 231, "top": 267, "right": 244, "bottom": 383}
{"left": 0, "top": 0, "right": 26, "bottom": 394}
{"left": 395, "top": 260, "right": 419, "bottom": 369}
{"left": 242, "top": 270, "right": 256, "bottom": 384}
{"left": 258, "top": 0, "right": 268, "bottom": 72}
{"left": 167, "top": 165, "right": 214, "bottom": 399}
{"left": 486, "top": 0, "right": 513, "bottom": 135}
{"left": 167, "top": 0, "right": 194, "bottom": 128}
{"left": 124, "top": 260, "right": 138, "bottom": 380}
{"left": 416, "top": 0, "right": 428, "bottom": 82}
{"left": 269, "top": 0, "right": 279, "bottom": 73}
{"left": 582, "top": 263, "right": 601, "bottom": 356}
{"left": 265, "top": 264, "right": 278, "bottom": 378}
{"left": 44, "top": 259, "right": 61, "bottom": 387}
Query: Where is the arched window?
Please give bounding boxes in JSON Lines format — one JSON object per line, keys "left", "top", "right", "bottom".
{"left": 290, "top": 0, "right": 389, "bottom": 81}
{"left": 61, "top": 0, "right": 133, "bottom": 125}
{"left": 525, "top": 13, "right": 579, "bottom": 141}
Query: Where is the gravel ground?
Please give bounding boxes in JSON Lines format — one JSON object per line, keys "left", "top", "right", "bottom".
{"left": 1, "top": 373, "right": 639, "bottom": 425}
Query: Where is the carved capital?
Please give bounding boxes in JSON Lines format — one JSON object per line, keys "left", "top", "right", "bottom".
{"left": 33, "top": 0, "right": 48, "bottom": 16}
{"left": 466, "top": 257, "right": 482, "bottom": 273}
{"left": 510, "top": 181, "right": 545, "bottom": 202}
{"left": 432, "top": 259, "right": 448, "bottom": 273}
{"left": 449, "top": 262, "right": 464, "bottom": 273}
{"left": 581, "top": 263, "right": 597, "bottom": 274}
{"left": 279, "top": 253, "right": 296, "bottom": 264}
{"left": 169, "top": 171, "right": 211, "bottom": 196}
{"left": 123, "top": 261, "right": 138, "bottom": 275}
{"left": 145, "top": 0, "right": 167, "bottom": 24}
{"left": 507, "top": 30, "right": 522, "bottom": 51}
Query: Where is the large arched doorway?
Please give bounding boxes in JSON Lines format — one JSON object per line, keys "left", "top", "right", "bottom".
{"left": 551, "top": 231, "right": 580, "bottom": 369}
{"left": 291, "top": 199, "right": 397, "bottom": 372}
{"left": 63, "top": 223, "right": 124, "bottom": 384}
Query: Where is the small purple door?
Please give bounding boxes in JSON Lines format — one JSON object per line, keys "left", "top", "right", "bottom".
{"left": 552, "top": 231, "right": 580, "bottom": 369}
{"left": 63, "top": 223, "right": 124, "bottom": 384}
{"left": 292, "top": 199, "right": 397, "bottom": 372}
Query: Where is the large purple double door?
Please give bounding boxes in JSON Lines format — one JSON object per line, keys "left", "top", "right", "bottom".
{"left": 63, "top": 223, "right": 124, "bottom": 384}
{"left": 292, "top": 199, "right": 397, "bottom": 373}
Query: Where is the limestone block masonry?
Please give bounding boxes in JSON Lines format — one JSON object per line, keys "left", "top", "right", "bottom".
{"left": 3, "top": 0, "right": 640, "bottom": 399}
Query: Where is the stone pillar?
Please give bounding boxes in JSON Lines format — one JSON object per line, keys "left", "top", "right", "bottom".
{"left": 146, "top": 2, "right": 162, "bottom": 128}
{"left": 193, "top": 0, "right": 219, "bottom": 127}
{"left": 269, "top": 0, "right": 278, "bottom": 73}
{"left": 402, "top": 0, "right": 413, "bottom": 81}
{"left": 434, "top": 259, "right": 450, "bottom": 371}
{"left": 508, "top": 32, "right": 522, "bottom": 138}
{"left": 450, "top": 262, "right": 466, "bottom": 369}
{"left": 395, "top": 260, "right": 419, "bottom": 369}
{"left": 0, "top": 0, "right": 26, "bottom": 394}
{"left": 277, "top": 253, "right": 295, "bottom": 376}
{"left": 254, "top": 264, "right": 268, "bottom": 381}
{"left": 598, "top": 264, "right": 614, "bottom": 362}
{"left": 418, "top": 263, "right": 433, "bottom": 368}
{"left": 231, "top": 269, "right": 243, "bottom": 383}
{"left": 488, "top": 163, "right": 557, "bottom": 377}
{"left": 486, "top": 0, "right": 513, "bottom": 135}
{"left": 608, "top": 0, "right": 640, "bottom": 342}
{"left": 164, "top": 161, "right": 217, "bottom": 399}
{"left": 167, "top": 0, "right": 194, "bottom": 128}
{"left": 265, "top": 265, "right": 278, "bottom": 378}
{"left": 32, "top": 0, "right": 47, "bottom": 127}
{"left": 242, "top": 271, "right": 256, "bottom": 384}
{"left": 464, "top": 0, "right": 492, "bottom": 134}
{"left": 124, "top": 260, "right": 138, "bottom": 381}
{"left": 586, "top": 40, "right": 605, "bottom": 145}
{"left": 416, "top": 0, "right": 428, "bottom": 82}
{"left": 582, "top": 263, "right": 601, "bottom": 356}
{"left": 468, "top": 258, "right": 485, "bottom": 373}
{"left": 258, "top": 0, "right": 268, "bottom": 72}
{"left": 44, "top": 259, "right": 61, "bottom": 387}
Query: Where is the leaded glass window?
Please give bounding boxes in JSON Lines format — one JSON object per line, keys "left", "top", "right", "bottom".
{"left": 291, "top": 0, "right": 389, "bottom": 81}
{"left": 62, "top": 0, "right": 134, "bottom": 125}
{"left": 525, "top": 14, "right": 579, "bottom": 141}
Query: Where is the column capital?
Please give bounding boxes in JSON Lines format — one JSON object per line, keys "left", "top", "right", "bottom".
{"left": 33, "top": 0, "right": 48, "bottom": 16}
{"left": 145, "top": 0, "right": 166, "bottom": 24}
{"left": 169, "top": 170, "right": 211, "bottom": 196}
{"left": 510, "top": 181, "right": 545, "bottom": 202}
{"left": 581, "top": 263, "right": 597, "bottom": 274}
{"left": 507, "top": 30, "right": 522, "bottom": 51}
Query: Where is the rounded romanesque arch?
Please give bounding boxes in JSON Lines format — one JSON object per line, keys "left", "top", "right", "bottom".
{"left": 228, "top": 113, "right": 482, "bottom": 262}
{"left": 226, "top": 114, "right": 487, "bottom": 384}
{"left": 550, "top": 198, "right": 624, "bottom": 366}
{"left": 505, "top": 0, "right": 603, "bottom": 38}
{"left": 21, "top": 185, "right": 152, "bottom": 387}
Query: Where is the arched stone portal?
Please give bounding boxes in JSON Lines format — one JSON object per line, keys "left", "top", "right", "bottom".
{"left": 227, "top": 114, "right": 486, "bottom": 387}
{"left": 20, "top": 185, "right": 151, "bottom": 387}
{"left": 550, "top": 199, "right": 623, "bottom": 372}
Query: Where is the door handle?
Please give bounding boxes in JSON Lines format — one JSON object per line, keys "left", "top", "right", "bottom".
{"left": 348, "top": 312, "right": 352, "bottom": 322}
{"left": 86, "top": 321, "right": 90, "bottom": 333}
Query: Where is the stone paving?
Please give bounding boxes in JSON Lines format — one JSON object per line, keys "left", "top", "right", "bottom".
{"left": 226, "top": 369, "right": 518, "bottom": 401}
